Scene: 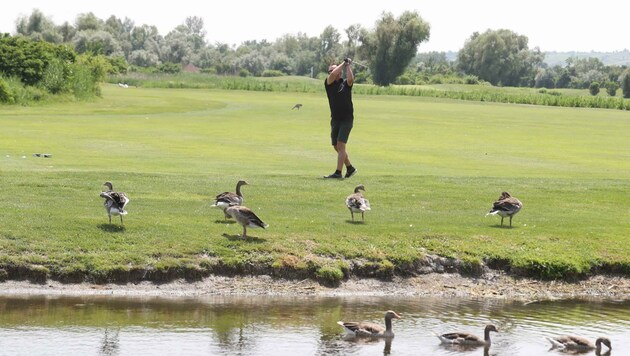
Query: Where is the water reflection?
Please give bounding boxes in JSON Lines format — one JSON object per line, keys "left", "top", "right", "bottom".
{"left": 99, "top": 328, "right": 120, "bottom": 356}
{"left": 0, "top": 295, "right": 628, "bottom": 355}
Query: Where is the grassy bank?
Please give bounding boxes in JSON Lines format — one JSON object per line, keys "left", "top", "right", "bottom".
{"left": 1, "top": 84, "right": 630, "bottom": 284}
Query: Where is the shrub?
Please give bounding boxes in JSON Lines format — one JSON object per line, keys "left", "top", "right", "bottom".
{"left": 238, "top": 68, "right": 251, "bottom": 77}
{"left": 589, "top": 82, "right": 600, "bottom": 96}
{"left": 606, "top": 81, "right": 618, "bottom": 97}
{"left": 0, "top": 78, "right": 14, "bottom": 103}
{"left": 41, "top": 58, "right": 68, "bottom": 94}
{"left": 157, "top": 62, "right": 181, "bottom": 74}
{"left": 261, "top": 69, "right": 284, "bottom": 77}
{"left": 464, "top": 75, "right": 480, "bottom": 84}
{"left": 69, "top": 64, "right": 99, "bottom": 99}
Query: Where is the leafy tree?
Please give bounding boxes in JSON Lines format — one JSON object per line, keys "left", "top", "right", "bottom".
{"left": 15, "top": 9, "right": 62, "bottom": 43}
{"left": 318, "top": 25, "right": 342, "bottom": 72}
{"left": 183, "top": 16, "right": 206, "bottom": 51}
{"left": 57, "top": 21, "right": 76, "bottom": 43}
{"left": 535, "top": 68, "right": 555, "bottom": 88}
{"left": 359, "top": 11, "right": 430, "bottom": 86}
{"left": 75, "top": 12, "right": 102, "bottom": 31}
{"left": 605, "top": 81, "right": 618, "bottom": 96}
{"left": 129, "top": 49, "right": 160, "bottom": 67}
{"left": 73, "top": 30, "right": 122, "bottom": 56}
{"left": 622, "top": 71, "right": 630, "bottom": 98}
{"left": 457, "top": 29, "right": 543, "bottom": 86}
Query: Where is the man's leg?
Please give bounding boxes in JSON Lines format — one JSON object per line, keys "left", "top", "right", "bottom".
{"left": 334, "top": 141, "right": 351, "bottom": 172}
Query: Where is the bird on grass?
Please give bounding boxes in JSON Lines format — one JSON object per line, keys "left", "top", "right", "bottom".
{"left": 486, "top": 191, "right": 522, "bottom": 227}
{"left": 546, "top": 335, "right": 612, "bottom": 352}
{"left": 211, "top": 180, "right": 248, "bottom": 220}
{"left": 100, "top": 181, "right": 129, "bottom": 225}
{"left": 337, "top": 311, "right": 401, "bottom": 338}
{"left": 346, "top": 184, "right": 371, "bottom": 222}
{"left": 436, "top": 324, "right": 498, "bottom": 346}
{"left": 225, "top": 205, "right": 268, "bottom": 240}
{"left": 291, "top": 103, "right": 302, "bottom": 110}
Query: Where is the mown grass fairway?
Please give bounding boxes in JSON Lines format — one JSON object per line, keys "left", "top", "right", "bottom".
{"left": 1, "top": 84, "right": 630, "bottom": 282}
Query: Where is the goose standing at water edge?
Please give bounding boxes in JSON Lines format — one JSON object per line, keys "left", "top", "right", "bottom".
{"left": 546, "top": 335, "right": 612, "bottom": 352}
{"left": 337, "top": 311, "right": 401, "bottom": 338}
{"left": 437, "top": 324, "right": 498, "bottom": 346}
{"left": 225, "top": 205, "right": 268, "bottom": 240}
{"left": 486, "top": 191, "right": 522, "bottom": 227}
{"left": 211, "top": 180, "right": 248, "bottom": 219}
{"left": 100, "top": 181, "right": 129, "bottom": 225}
{"left": 346, "top": 184, "right": 371, "bottom": 222}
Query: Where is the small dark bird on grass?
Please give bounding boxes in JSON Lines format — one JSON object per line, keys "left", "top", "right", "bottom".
{"left": 486, "top": 191, "right": 522, "bottom": 227}
{"left": 225, "top": 205, "right": 268, "bottom": 240}
{"left": 346, "top": 184, "right": 371, "bottom": 222}
{"left": 291, "top": 103, "right": 303, "bottom": 110}
{"left": 100, "top": 181, "right": 129, "bottom": 225}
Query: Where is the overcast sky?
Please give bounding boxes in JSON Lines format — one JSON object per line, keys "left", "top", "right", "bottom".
{"left": 1, "top": 0, "right": 627, "bottom": 52}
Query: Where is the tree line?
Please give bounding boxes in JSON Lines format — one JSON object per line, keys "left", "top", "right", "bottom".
{"left": 3, "top": 9, "right": 630, "bottom": 98}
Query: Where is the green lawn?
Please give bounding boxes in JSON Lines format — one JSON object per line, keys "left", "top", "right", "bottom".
{"left": 1, "top": 84, "right": 630, "bottom": 283}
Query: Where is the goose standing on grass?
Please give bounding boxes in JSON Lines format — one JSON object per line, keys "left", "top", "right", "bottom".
{"left": 486, "top": 191, "right": 522, "bottom": 227}
{"left": 100, "top": 181, "right": 129, "bottom": 225}
{"left": 346, "top": 184, "right": 371, "bottom": 222}
{"left": 437, "top": 324, "right": 498, "bottom": 346}
{"left": 211, "top": 180, "right": 248, "bottom": 219}
{"left": 546, "top": 335, "right": 612, "bottom": 352}
{"left": 225, "top": 205, "right": 268, "bottom": 240}
{"left": 337, "top": 311, "right": 401, "bottom": 338}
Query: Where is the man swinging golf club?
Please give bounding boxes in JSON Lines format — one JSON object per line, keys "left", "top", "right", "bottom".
{"left": 323, "top": 58, "right": 357, "bottom": 179}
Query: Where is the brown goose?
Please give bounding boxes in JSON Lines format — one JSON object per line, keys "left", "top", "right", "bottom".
{"left": 547, "top": 335, "right": 612, "bottom": 352}
{"left": 337, "top": 311, "right": 401, "bottom": 338}
{"left": 437, "top": 324, "right": 498, "bottom": 346}
{"left": 486, "top": 191, "right": 522, "bottom": 227}
{"left": 100, "top": 181, "right": 129, "bottom": 225}
{"left": 346, "top": 184, "right": 371, "bottom": 222}
{"left": 225, "top": 205, "right": 268, "bottom": 240}
{"left": 211, "top": 180, "right": 248, "bottom": 219}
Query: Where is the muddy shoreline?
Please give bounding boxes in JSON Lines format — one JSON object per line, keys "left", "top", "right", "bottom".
{"left": 1, "top": 271, "right": 628, "bottom": 300}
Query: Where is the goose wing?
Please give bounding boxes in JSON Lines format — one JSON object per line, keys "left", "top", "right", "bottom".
{"left": 439, "top": 332, "right": 482, "bottom": 344}
{"left": 101, "top": 191, "right": 129, "bottom": 210}
{"left": 552, "top": 335, "right": 594, "bottom": 348}
{"left": 490, "top": 197, "right": 522, "bottom": 213}
{"left": 214, "top": 191, "right": 242, "bottom": 205}
{"left": 227, "top": 206, "right": 268, "bottom": 228}
{"left": 337, "top": 321, "right": 384, "bottom": 336}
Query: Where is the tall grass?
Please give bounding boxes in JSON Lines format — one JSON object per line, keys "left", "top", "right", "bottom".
{"left": 111, "top": 73, "right": 630, "bottom": 110}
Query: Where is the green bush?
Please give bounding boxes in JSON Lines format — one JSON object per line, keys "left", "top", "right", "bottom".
{"left": 261, "top": 69, "right": 285, "bottom": 77}
{"left": 69, "top": 64, "right": 99, "bottom": 99}
{"left": 0, "top": 77, "right": 14, "bottom": 103}
{"left": 41, "top": 58, "right": 68, "bottom": 94}
{"left": 239, "top": 68, "right": 251, "bottom": 77}
{"left": 589, "top": 82, "right": 600, "bottom": 96}
{"left": 606, "top": 81, "right": 618, "bottom": 97}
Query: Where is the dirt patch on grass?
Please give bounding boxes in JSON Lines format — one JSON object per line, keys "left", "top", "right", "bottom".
{"left": 1, "top": 271, "right": 628, "bottom": 300}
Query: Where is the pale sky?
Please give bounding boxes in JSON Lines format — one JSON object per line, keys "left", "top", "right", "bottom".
{"left": 1, "top": 0, "right": 627, "bottom": 52}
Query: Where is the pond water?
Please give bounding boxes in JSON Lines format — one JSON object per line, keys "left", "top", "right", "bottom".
{"left": 0, "top": 295, "right": 628, "bottom": 355}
